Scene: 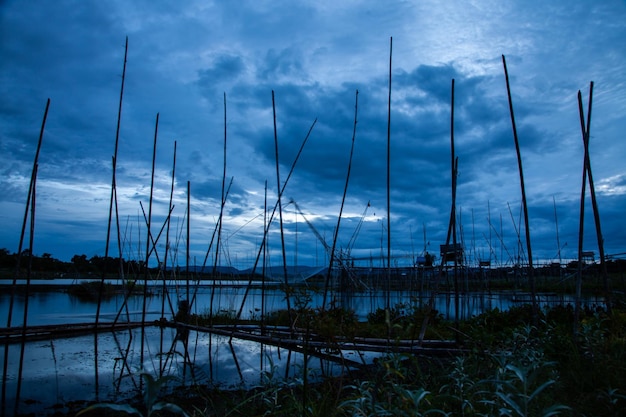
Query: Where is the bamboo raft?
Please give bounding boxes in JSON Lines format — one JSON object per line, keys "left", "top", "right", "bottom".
{"left": 0, "top": 321, "right": 145, "bottom": 344}
{"left": 1, "top": 320, "right": 465, "bottom": 358}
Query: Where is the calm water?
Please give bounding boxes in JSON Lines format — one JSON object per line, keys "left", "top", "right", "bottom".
{"left": 0, "top": 283, "right": 603, "bottom": 415}
{"left": 0, "top": 281, "right": 599, "bottom": 326}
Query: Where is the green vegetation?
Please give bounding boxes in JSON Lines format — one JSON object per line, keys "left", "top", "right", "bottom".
{"left": 77, "top": 373, "right": 189, "bottom": 417}
{"left": 61, "top": 300, "right": 626, "bottom": 416}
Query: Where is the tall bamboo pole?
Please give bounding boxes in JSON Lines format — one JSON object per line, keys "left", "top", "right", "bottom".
{"left": 386, "top": 36, "right": 393, "bottom": 310}
{"left": 450, "top": 79, "right": 460, "bottom": 332}
{"left": 272, "top": 90, "right": 293, "bottom": 320}
{"left": 575, "top": 90, "right": 588, "bottom": 336}
{"left": 261, "top": 180, "right": 268, "bottom": 335}
{"left": 96, "top": 36, "right": 128, "bottom": 326}
{"left": 323, "top": 90, "right": 359, "bottom": 310}
{"left": 6, "top": 99, "right": 50, "bottom": 328}
{"left": 575, "top": 82, "right": 611, "bottom": 330}
{"left": 502, "top": 55, "right": 538, "bottom": 322}
{"left": 210, "top": 93, "right": 228, "bottom": 322}
{"left": 2, "top": 99, "right": 49, "bottom": 416}
{"left": 160, "top": 140, "right": 177, "bottom": 377}
{"left": 95, "top": 37, "right": 128, "bottom": 396}
{"left": 580, "top": 83, "right": 611, "bottom": 313}
{"left": 140, "top": 113, "right": 159, "bottom": 369}
{"left": 418, "top": 80, "right": 458, "bottom": 345}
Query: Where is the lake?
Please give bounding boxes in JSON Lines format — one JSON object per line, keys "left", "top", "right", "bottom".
{"left": 0, "top": 281, "right": 603, "bottom": 415}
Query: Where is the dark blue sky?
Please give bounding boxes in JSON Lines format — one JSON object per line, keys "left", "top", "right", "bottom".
{"left": 1, "top": 0, "right": 625, "bottom": 268}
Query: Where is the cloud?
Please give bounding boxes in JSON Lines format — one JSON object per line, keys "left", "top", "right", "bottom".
{"left": 1, "top": 0, "right": 625, "bottom": 266}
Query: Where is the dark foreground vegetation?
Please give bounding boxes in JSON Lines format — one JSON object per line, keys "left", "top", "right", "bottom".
{"left": 51, "top": 300, "right": 626, "bottom": 417}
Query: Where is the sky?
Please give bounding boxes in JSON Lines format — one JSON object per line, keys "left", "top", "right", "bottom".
{"left": 1, "top": 0, "right": 625, "bottom": 271}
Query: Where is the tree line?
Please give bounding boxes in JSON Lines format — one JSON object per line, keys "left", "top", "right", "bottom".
{"left": 0, "top": 248, "right": 145, "bottom": 278}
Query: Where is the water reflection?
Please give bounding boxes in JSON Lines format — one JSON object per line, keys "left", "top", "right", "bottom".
{"left": 0, "top": 284, "right": 604, "bottom": 415}
{"left": 0, "top": 285, "right": 604, "bottom": 327}
{"left": 1, "top": 326, "right": 364, "bottom": 415}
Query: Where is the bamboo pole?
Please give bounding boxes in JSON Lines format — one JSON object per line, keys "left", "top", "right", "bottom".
{"left": 160, "top": 141, "right": 177, "bottom": 376}
{"left": 95, "top": 38, "right": 128, "bottom": 396}
{"left": 186, "top": 180, "right": 190, "bottom": 301}
{"left": 450, "top": 79, "right": 460, "bottom": 334}
{"left": 262, "top": 180, "right": 268, "bottom": 336}
{"left": 184, "top": 181, "right": 190, "bottom": 388}
{"left": 272, "top": 90, "right": 293, "bottom": 321}
{"left": 323, "top": 90, "right": 359, "bottom": 310}
{"left": 113, "top": 157, "right": 130, "bottom": 323}
{"left": 580, "top": 83, "right": 611, "bottom": 313}
{"left": 386, "top": 36, "right": 393, "bottom": 310}
{"left": 112, "top": 202, "right": 174, "bottom": 325}
{"left": 553, "top": 196, "right": 563, "bottom": 278}
{"left": 575, "top": 89, "right": 588, "bottom": 336}
{"left": 15, "top": 166, "right": 37, "bottom": 415}
{"left": 418, "top": 80, "right": 458, "bottom": 345}
{"left": 96, "top": 37, "right": 128, "bottom": 326}
{"left": 2, "top": 98, "right": 49, "bottom": 417}
{"left": 209, "top": 93, "right": 228, "bottom": 323}
{"left": 501, "top": 55, "right": 538, "bottom": 322}
{"left": 6, "top": 99, "right": 50, "bottom": 328}
{"left": 233, "top": 119, "right": 317, "bottom": 322}
{"left": 575, "top": 82, "right": 611, "bottom": 330}
{"left": 196, "top": 177, "right": 232, "bottom": 309}
{"left": 140, "top": 113, "right": 159, "bottom": 369}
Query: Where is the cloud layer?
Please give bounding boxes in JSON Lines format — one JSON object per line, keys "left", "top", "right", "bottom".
{"left": 1, "top": 0, "right": 625, "bottom": 268}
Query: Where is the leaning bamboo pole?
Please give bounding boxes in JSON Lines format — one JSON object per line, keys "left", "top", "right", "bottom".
{"left": 95, "top": 37, "right": 128, "bottom": 397}
{"left": 579, "top": 83, "right": 611, "bottom": 313}
{"left": 575, "top": 83, "right": 612, "bottom": 331}
{"left": 575, "top": 89, "right": 589, "bottom": 336}
{"left": 323, "top": 90, "right": 359, "bottom": 310}
{"left": 15, "top": 166, "right": 37, "bottom": 415}
{"left": 5, "top": 99, "right": 50, "bottom": 329}
{"left": 233, "top": 119, "right": 316, "bottom": 322}
{"left": 2, "top": 98, "right": 49, "bottom": 417}
{"left": 502, "top": 55, "right": 538, "bottom": 322}
{"left": 272, "top": 90, "right": 293, "bottom": 320}
{"left": 96, "top": 36, "right": 128, "bottom": 326}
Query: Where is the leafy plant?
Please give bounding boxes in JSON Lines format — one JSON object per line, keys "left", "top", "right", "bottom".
{"left": 76, "top": 373, "right": 189, "bottom": 417}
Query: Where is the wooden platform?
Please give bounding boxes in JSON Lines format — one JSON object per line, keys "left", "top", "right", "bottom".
{"left": 0, "top": 321, "right": 144, "bottom": 344}
{"left": 1, "top": 321, "right": 466, "bottom": 361}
